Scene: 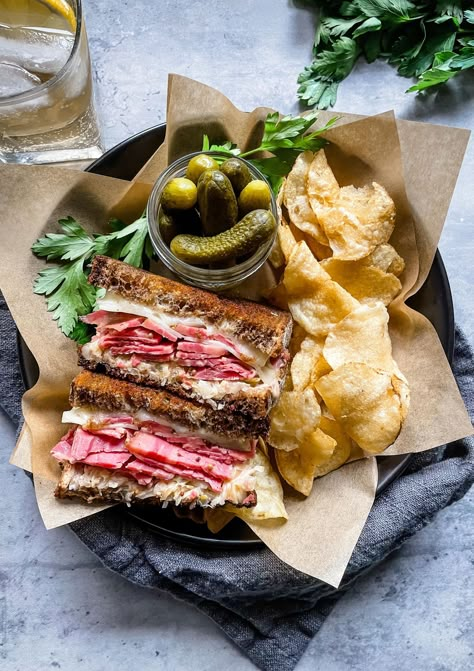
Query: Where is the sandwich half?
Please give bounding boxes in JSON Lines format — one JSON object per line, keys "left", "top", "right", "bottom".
{"left": 52, "top": 371, "right": 264, "bottom": 509}
{"left": 79, "top": 255, "right": 293, "bottom": 419}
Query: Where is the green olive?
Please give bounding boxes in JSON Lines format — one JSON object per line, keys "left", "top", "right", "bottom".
{"left": 161, "top": 178, "right": 197, "bottom": 210}
{"left": 170, "top": 209, "right": 276, "bottom": 265}
{"left": 220, "top": 158, "right": 252, "bottom": 195}
{"left": 186, "top": 154, "right": 219, "bottom": 184}
{"left": 238, "top": 180, "right": 272, "bottom": 215}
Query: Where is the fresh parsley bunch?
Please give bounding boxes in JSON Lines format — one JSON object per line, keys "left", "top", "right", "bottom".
{"left": 32, "top": 214, "right": 153, "bottom": 343}
{"left": 203, "top": 110, "right": 338, "bottom": 193}
{"left": 298, "top": 1, "right": 474, "bottom": 108}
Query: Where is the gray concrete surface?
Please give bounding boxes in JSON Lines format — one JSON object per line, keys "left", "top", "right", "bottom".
{"left": 1, "top": 1, "right": 473, "bottom": 669}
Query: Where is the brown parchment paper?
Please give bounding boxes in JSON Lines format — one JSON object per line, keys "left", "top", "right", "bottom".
{"left": 0, "top": 76, "right": 472, "bottom": 587}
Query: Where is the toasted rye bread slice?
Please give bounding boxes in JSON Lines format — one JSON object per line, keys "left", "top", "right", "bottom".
{"left": 71, "top": 370, "right": 269, "bottom": 439}
{"left": 55, "top": 462, "right": 257, "bottom": 508}
{"left": 88, "top": 255, "right": 293, "bottom": 359}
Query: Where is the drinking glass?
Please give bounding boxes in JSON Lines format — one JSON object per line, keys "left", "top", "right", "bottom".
{"left": 0, "top": 0, "right": 103, "bottom": 163}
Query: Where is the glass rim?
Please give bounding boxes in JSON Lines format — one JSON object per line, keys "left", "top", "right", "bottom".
{"left": 0, "top": 0, "right": 82, "bottom": 106}
{"left": 147, "top": 151, "right": 278, "bottom": 286}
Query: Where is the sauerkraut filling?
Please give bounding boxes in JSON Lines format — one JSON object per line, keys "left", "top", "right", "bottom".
{"left": 51, "top": 410, "right": 258, "bottom": 506}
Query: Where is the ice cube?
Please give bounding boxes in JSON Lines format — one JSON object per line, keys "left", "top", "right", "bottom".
{"left": 0, "top": 61, "right": 41, "bottom": 97}
{"left": 0, "top": 22, "right": 74, "bottom": 79}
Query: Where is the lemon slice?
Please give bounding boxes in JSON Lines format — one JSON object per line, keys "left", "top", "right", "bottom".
{"left": 40, "top": 0, "right": 77, "bottom": 32}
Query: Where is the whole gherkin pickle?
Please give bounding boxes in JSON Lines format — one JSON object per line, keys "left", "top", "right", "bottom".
{"left": 159, "top": 211, "right": 179, "bottom": 246}
{"left": 220, "top": 158, "right": 252, "bottom": 195}
{"left": 197, "top": 169, "right": 238, "bottom": 235}
{"left": 170, "top": 209, "right": 276, "bottom": 265}
{"left": 158, "top": 208, "right": 201, "bottom": 246}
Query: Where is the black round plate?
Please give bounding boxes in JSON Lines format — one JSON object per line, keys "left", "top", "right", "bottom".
{"left": 18, "top": 124, "right": 454, "bottom": 548}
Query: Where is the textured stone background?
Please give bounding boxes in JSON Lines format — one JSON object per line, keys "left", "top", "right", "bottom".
{"left": 1, "top": 1, "right": 473, "bottom": 669}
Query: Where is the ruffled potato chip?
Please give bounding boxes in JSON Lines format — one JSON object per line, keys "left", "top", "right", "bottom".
{"left": 227, "top": 449, "right": 288, "bottom": 521}
{"left": 278, "top": 222, "right": 298, "bottom": 262}
{"left": 323, "top": 303, "right": 394, "bottom": 372}
{"left": 318, "top": 182, "right": 396, "bottom": 261}
{"left": 307, "top": 149, "right": 340, "bottom": 213}
{"left": 283, "top": 242, "right": 358, "bottom": 337}
{"left": 313, "top": 416, "right": 352, "bottom": 478}
{"left": 275, "top": 428, "right": 337, "bottom": 495}
{"left": 365, "top": 243, "right": 405, "bottom": 277}
{"left": 269, "top": 388, "right": 321, "bottom": 451}
{"left": 290, "top": 334, "right": 325, "bottom": 391}
{"left": 315, "top": 363, "right": 404, "bottom": 454}
{"left": 320, "top": 257, "right": 402, "bottom": 306}
{"left": 284, "top": 151, "right": 328, "bottom": 245}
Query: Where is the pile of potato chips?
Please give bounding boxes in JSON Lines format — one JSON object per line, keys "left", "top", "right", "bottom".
{"left": 267, "top": 149, "right": 410, "bottom": 496}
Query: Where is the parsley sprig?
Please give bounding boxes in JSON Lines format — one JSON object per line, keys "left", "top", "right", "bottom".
{"left": 32, "top": 214, "right": 152, "bottom": 343}
{"left": 298, "top": 1, "right": 474, "bottom": 108}
{"left": 203, "top": 110, "right": 338, "bottom": 192}
{"left": 33, "top": 112, "right": 336, "bottom": 342}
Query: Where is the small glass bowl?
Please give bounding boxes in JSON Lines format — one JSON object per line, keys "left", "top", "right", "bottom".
{"left": 146, "top": 151, "right": 278, "bottom": 291}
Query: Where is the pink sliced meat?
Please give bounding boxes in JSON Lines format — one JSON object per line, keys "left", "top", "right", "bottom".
{"left": 173, "top": 324, "right": 207, "bottom": 339}
{"left": 126, "top": 431, "right": 233, "bottom": 480}
{"left": 126, "top": 458, "right": 174, "bottom": 481}
{"left": 71, "top": 427, "right": 128, "bottom": 460}
{"left": 51, "top": 428, "right": 75, "bottom": 461}
{"left": 81, "top": 311, "right": 140, "bottom": 328}
{"left": 82, "top": 451, "right": 131, "bottom": 469}
{"left": 141, "top": 318, "right": 180, "bottom": 342}
{"left": 86, "top": 426, "right": 129, "bottom": 440}
{"left": 177, "top": 341, "right": 229, "bottom": 357}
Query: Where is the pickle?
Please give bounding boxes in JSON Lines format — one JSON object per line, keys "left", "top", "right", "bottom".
{"left": 159, "top": 209, "right": 200, "bottom": 246}
{"left": 197, "top": 169, "right": 238, "bottom": 235}
{"left": 161, "top": 177, "right": 197, "bottom": 210}
{"left": 220, "top": 158, "right": 252, "bottom": 195}
{"left": 170, "top": 209, "right": 276, "bottom": 265}
{"left": 186, "top": 154, "right": 219, "bottom": 183}
{"left": 238, "top": 180, "right": 271, "bottom": 215}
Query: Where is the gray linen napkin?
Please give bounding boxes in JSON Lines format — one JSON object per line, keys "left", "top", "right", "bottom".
{"left": 1, "top": 293, "right": 473, "bottom": 671}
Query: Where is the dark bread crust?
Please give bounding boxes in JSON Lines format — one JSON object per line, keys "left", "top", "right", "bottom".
{"left": 72, "top": 370, "right": 269, "bottom": 438}
{"left": 55, "top": 462, "right": 257, "bottom": 508}
{"left": 88, "top": 255, "right": 293, "bottom": 359}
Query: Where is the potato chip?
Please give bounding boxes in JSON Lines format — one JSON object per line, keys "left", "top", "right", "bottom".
{"left": 318, "top": 182, "right": 396, "bottom": 261}
{"left": 278, "top": 223, "right": 298, "bottom": 262}
{"left": 307, "top": 149, "right": 340, "bottom": 213}
{"left": 320, "top": 257, "right": 402, "bottom": 306}
{"left": 315, "top": 363, "right": 403, "bottom": 454}
{"left": 289, "top": 323, "right": 308, "bottom": 357}
{"left": 283, "top": 241, "right": 359, "bottom": 337}
{"left": 205, "top": 508, "right": 235, "bottom": 534}
{"left": 323, "top": 303, "right": 394, "bottom": 372}
{"left": 275, "top": 428, "right": 337, "bottom": 495}
{"left": 305, "top": 235, "right": 333, "bottom": 261}
{"left": 392, "top": 369, "right": 410, "bottom": 422}
{"left": 313, "top": 416, "right": 352, "bottom": 478}
{"left": 269, "top": 387, "right": 321, "bottom": 451}
{"left": 265, "top": 281, "right": 289, "bottom": 311}
{"left": 310, "top": 353, "right": 332, "bottom": 389}
{"left": 227, "top": 449, "right": 288, "bottom": 521}
{"left": 365, "top": 243, "right": 405, "bottom": 277}
{"left": 284, "top": 151, "right": 328, "bottom": 245}
{"left": 290, "top": 334, "right": 325, "bottom": 391}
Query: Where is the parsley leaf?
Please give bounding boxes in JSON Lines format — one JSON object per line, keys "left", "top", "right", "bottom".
{"left": 297, "top": 0, "right": 474, "bottom": 107}
{"left": 202, "top": 111, "right": 338, "bottom": 193}
{"left": 34, "top": 259, "right": 97, "bottom": 338}
{"left": 32, "top": 212, "right": 154, "bottom": 342}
